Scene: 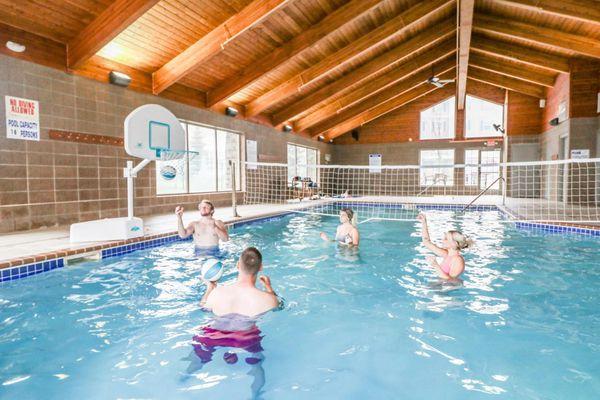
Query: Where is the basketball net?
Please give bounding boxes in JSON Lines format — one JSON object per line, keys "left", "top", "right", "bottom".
{"left": 157, "top": 149, "right": 198, "bottom": 178}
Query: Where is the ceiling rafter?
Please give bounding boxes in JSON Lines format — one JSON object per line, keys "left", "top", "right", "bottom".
{"left": 474, "top": 13, "right": 600, "bottom": 59}
{"left": 271, "top": 19, "right": 457, "bottom": 126}
{"left": 469, "top": 52, "right": 556, "bottom": 87}
{"left": 152, "top": 0, "right": 291, "bottom": 95}
{"left": 245, "top": 0, "right": 454, "bottom": 117}
{"left": 206, "top": 0, "right": 384, "bottom": 107}
{"left": 296, "top": 40, "right": 456, "bottom": 132}
{"left": 457, "top": 0, "right": 474, "bottom": 110}
{"left": 491, "top": 0, "right": 600, "bottom": 25}
{"left": 468, "top": 66, "right": 547, "bottom": 98}
{"left": 67, "top": 0, "right": 160, "bottom": 69}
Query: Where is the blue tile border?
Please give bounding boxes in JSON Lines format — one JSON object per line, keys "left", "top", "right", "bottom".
{"left": 2, "top": 205, "right": 599, "bottom": 284}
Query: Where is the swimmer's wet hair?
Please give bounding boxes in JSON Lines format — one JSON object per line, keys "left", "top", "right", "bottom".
{"left": 200, "top": 199, "right": 215, "bottom": 213}
{"left": 240, "top": 247, "right": 262, "bottom": 275}
{"left": 341, "top": 208, "right": 358, "bottom": 226}
{"left": 448, "top": 230, "right": 474, "bottom": 250}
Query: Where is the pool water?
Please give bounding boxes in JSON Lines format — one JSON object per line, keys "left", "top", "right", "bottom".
{"left": 1, "top": 210, "right": 599, "bottom": 399}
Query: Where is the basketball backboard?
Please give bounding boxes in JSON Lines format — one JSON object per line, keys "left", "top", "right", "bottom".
{"left": 124, "top": 104, "right": 186, "bottom": 160}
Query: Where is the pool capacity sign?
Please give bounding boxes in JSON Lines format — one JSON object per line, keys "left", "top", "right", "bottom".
{"left": 5, "top": 96, "right": 40, "bottom": 141}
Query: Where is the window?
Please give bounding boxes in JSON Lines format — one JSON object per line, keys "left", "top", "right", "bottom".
{"left": 420, "top": 149, "right": 454, "bottom": 186}
{"left": 420, "top": 97, "right": 455, "bottom": 140}
{"left": 156, "top": 122, "right": 242, "bottom": 195}
{"left": 287, "top": 143, "right": 319, "bottom": 183}
{"left": 463, "top": 149, "right": 501, "bottom": 189}
{"left": 465, "top": 95, "right": 504, "bottom": 138}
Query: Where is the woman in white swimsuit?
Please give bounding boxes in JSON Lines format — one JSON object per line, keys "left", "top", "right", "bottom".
{"left": 320, "top": 208, "right": 360, "bottom": 246}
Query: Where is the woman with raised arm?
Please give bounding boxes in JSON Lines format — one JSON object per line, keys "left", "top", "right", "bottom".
{"left": 416, "top": 213, "right": 472, "bottom": 280}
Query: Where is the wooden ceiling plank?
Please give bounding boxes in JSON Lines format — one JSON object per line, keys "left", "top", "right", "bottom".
{"left": 457, "top": 0, "right": 474, "bottom": 110}
{"left": 471, "top": 34, "right": 570, "bottom": 73}
{"left": 245, "top": 0, "right": 454, "bottom": 117}
{"left": 272, "top": 19, "right": 457, "bottom": 126}
{"left": 296, "top": 41, "right": 456, "bottom": 132}
{"left": 491, "top": 0, "right": 600, "bottom": 25}
{"left": 468, "top": 66, "right": 546, "bottom": 98}
{"left": 469, "top": 52, "right": 556, "bottom": 87}
{"left": 311, "top": 62, "right": 455, "bottom": 137}
{"left": 67, "top": 0, "right": 161, "bottom": 69}
{"left": 474, "top": 13, "right": 600, "bottom": 59}
{"left": 206, "top": 0, "right": 385, "bottom": 106}
{"left": 153, "top": 0, "right": 291, "bottom": 95}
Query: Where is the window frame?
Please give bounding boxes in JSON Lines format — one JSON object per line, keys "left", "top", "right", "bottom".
{"left": 419, "top": 148, "right": 455, "bottom": 187}
{"left": 464, "top": 94, "right": 505, "bottom": 139}
{"left": 287, "top": 142, "right": 320, "bottom": 184}
{"left": 419, "top": 96, "right": 456, "bottom": 141}
{"left": 155, "top": 120, "right": 244, "bottom": 196}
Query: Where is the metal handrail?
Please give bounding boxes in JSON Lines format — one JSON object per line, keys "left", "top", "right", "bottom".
{"left": 461, "top": 176, "right": 505, "bottom": 213}
{"left": 417, "top": 174, "right": 447, "bottom": 196}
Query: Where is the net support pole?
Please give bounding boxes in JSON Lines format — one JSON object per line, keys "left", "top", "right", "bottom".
{"left": 230, "top": 160, "right": 240, "bottom": 218}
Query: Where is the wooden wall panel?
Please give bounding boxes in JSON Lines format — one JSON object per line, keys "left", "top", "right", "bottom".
{"left": 569, "top": 59, "right": 600, "bottom": 118}
{"left": 507, "top": 91, "right": 543, "bottom": 135}
{"left": 542, "top": 72, "right": 569, "bottom": 132}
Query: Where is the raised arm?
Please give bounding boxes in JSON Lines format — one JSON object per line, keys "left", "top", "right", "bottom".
{"left": 417, "top": 213, "right": 447, "bottom": 257}
{"left": 200, "top": 280, "right": 217, "bottom": 309}
{"left": 175, "top": 206, "right": 195, "bottom": 239}
{"left": 214, "top": 219, "right": 229, "bottom": 242}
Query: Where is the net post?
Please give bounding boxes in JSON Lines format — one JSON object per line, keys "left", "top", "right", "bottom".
{"left": 230, "top": 160, "right": 240, "bottom": 218}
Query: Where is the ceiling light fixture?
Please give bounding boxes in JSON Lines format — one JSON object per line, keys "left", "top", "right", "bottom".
{"left": 108, "top": 71, "right": 131, "bottom": 87}
{"left": 225, "top": 106, "right": 238, "bottom": 117}
{"left": 282, "top": 124, "right": 293, "bottom": 132}
{"left": 6, "top": 41, "right": 26, "bottom": 53}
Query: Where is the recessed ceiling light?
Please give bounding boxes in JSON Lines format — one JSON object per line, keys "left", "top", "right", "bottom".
{"left": 6, "top": 41, "right": 26, "bottom": 53}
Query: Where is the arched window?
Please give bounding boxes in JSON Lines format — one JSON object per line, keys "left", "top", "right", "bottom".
{"left": 465, "top": 95, "right": 504, "bottom": 138}
{"left": 420, "top": 97, "right": 455, "bottom": 140}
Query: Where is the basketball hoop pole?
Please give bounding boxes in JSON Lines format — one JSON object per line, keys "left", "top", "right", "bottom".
{"left": 124, "top": 159, "right": 152, "bottom": 220}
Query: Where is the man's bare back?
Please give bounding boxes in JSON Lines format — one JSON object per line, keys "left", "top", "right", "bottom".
{"left": 200, "top": 248, "right": 279, "bottom": 317}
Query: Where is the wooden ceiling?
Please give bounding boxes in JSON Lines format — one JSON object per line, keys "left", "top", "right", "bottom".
{"left": 1, "top": 0, "right": 599, "bottom": 142}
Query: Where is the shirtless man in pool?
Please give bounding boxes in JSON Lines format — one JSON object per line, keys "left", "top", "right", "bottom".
{"left": 175, "top": 200, "right": 229, "bottom": 251}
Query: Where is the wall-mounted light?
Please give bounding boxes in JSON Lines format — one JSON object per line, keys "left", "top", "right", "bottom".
{"left": 549, "top": 117, "right": 560, "bottom": 126}
{"left": 317, "top": 135, "right": 325, "bottom": 142}
{"left": 539, "top": 99, "right": 546, "bottom": 108}
{"left": 329, "top": 139, "right": 333, "bottom": 143}
{"left": 225, "top": 106, "right": 238, "bottom": 117}
{"left": 492, "top": 124, "right": 505, "bottom": 134}
{"left": 108, "top": 71, "right": 131, "bottom": 87}
{"left": 6, "top": 41, "right": 26, "bottom": 53}
{"left": 282, "top": 124, "right": 293, "bottom": 132}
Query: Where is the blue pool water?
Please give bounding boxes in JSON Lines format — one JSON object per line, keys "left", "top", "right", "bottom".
{"left": 1, "top": 210, "right": 599, "bottom": 399}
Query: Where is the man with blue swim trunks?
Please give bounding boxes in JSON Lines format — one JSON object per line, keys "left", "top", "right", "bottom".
{"left": 176, "top": 199, "right": 229, "bottom": 252}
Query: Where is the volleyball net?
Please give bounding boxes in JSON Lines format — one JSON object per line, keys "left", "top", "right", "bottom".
{"left": 243, "top": 159, "right": 600, "bottom": 224}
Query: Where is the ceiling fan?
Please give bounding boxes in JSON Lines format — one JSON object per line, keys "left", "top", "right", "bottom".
{"left": 426, "top": 66, "right": 455, "bottom": 88}
{"left": 427, "top": 75, "right": 455, "bottom": 88}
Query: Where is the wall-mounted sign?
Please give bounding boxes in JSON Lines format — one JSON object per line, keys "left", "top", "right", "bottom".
{"left": 369, "top": 153, "right": 381, "bottom": 173}
{"left": 5, "top": 96, "right": 40, "bottom": 141}
{"left": 558, "top": 100, "right": 567, "bottom": 122}
{"left": 246, "top": 139, "right": 257, "bottom": 169}
{"left": 570, "top": 149, "right": 590, "bottom": 159}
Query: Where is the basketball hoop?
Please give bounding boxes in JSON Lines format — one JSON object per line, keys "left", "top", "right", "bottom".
{"left": 156, "top": 148, "right": 199, "bottom": 178}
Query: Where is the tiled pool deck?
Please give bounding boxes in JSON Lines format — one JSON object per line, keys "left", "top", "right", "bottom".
{"left": 1, "top": 198, "right": 599, "bottom": 282}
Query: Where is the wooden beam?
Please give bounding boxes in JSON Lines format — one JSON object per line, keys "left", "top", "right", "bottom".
{"left": 468, "top": 66, "right": 546, "bottom": 98}
{"left": 491, "top": 0, "right": 600, "bottom": 25}
{"left": 67, "top": 0, "right": 160, "bottom": 69}
{"left": 296, "top": 41, "right": 456, "bottom": 132}
{"left": 245, "top": 0, "right": 453, "bottom": 116}
{"left": 471, "top": 34, "right": 569, "bottom": 73}
{"left": 153, "top": 0, "right": 290, "bottom": 95}
{"left": 272, "top": 19, "right": 456, "bottom": 126}
{"left": 324, "top": 73, "right": 456, "bottom": 141}
{"left": 206, "top": 0, "right": 383, "bottom": 106}
{"left": 474, "top": 13, "right": 600, "bottom": 59}
{"left": 469, "top": 52, "right": 555, "bottom": 87}
{"left": 310, "top": 60, "right": 456, "bottom": 138}
{"left": 457, "top": 0, "right": 475, "bottom": 110}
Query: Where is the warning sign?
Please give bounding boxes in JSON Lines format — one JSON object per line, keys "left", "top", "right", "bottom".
{"left": 5, "top": 96, "right": 40, "bottom": 141}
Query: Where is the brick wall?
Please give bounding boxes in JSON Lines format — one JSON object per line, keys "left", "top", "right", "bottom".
{"left": 0, "top": 55, "right": 330, "bottom": 233}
